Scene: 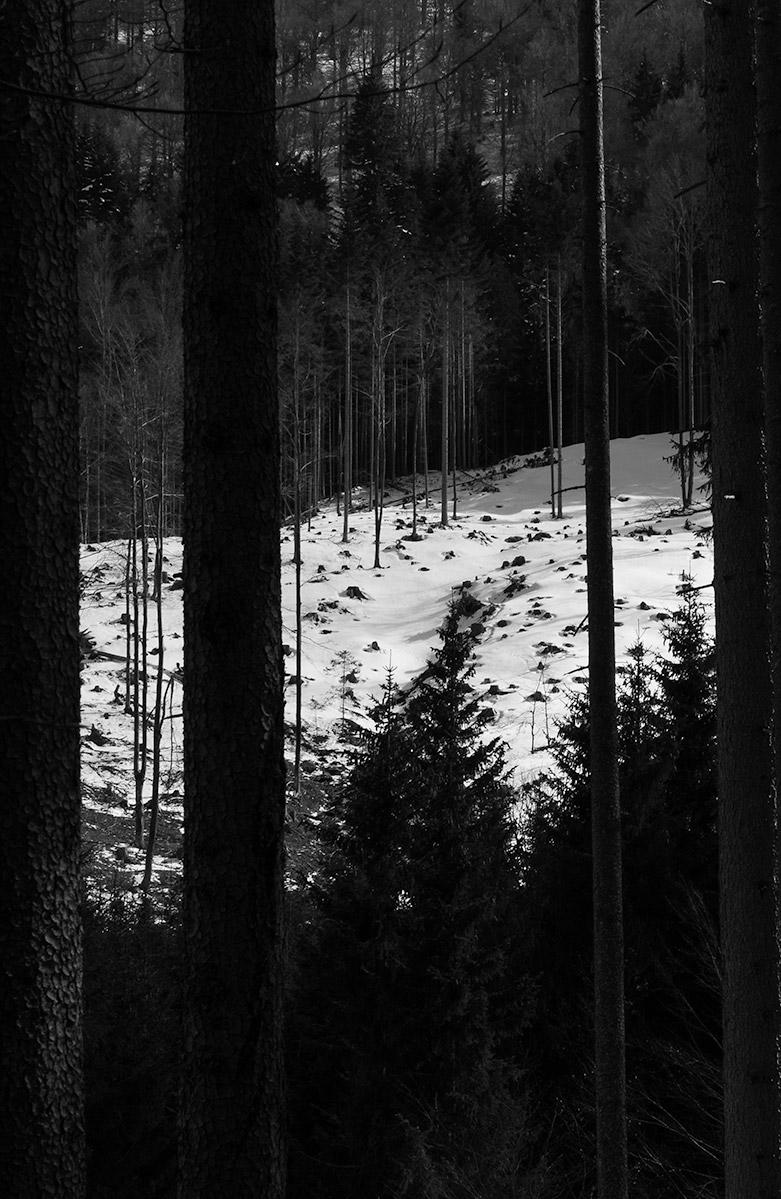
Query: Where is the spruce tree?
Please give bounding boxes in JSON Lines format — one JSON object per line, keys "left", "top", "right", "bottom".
{"left": 287, "top": 672, "right": 418, "bottom": 1199}
{"left": 656, "top": 583, "right": 717, "bottom": 876}
{"left": 400, "top": 607, "right": 524, "bottom": 1135}
{"left": 627, "top": 53, "right": 664, "bottom": 135}
{"left": 288, "top": 610, "right": 529, "bottom": 1199}
{"left": 342, "top": 66, "right": 410, "bottom": 240}
{"left": 520, "top": 598, "right": 720, "bottom": 1197}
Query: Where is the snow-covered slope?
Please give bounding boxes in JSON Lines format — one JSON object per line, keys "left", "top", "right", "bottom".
{"left": 79, "top": 432, "right": 712, "bottom": 882}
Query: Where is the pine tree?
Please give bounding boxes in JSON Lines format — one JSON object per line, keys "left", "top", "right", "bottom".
{"left": 400, "top": 608, "right": 524, "bottom": 1127}
{"left": 520, "top": 598, "right": 720, "bottom": 1197}
{"left": 342, "top": 66, "right": 410, "bottom": 240}
{"left": 287, "top": 672, "right": 419, "bottom": 1199}
{"left": 656, "top": 583, "right": 717, "bottom": 871}
{"left": 288, "top": 611, "right": 529, "bottom": 1199}
{"left": 627, "top": 52, "right": 664, "bottom": 135}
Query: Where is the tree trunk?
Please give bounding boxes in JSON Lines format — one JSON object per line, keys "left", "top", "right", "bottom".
{"left": 141, "top": 469, "right": 167, "bottom": 894}
{"left": 578, "top": 2, "right": 628, "bottom": 1196}
{"left": 343, "top": 279, "right": 353, "bottom": 543}
{"left": 556, "top": 256, "right": 564, "bottom": 518}
{"left": 131, "top": 471, "right": 149, "bottom": 850}
{"left": 441, "top": 284, "right": 450, "bottom": 526}
{"left": 124, "top": 538, "right": 133, "bottom": 712}
{"left": 293, "top": 317, "right": 303, "bottom": 792}
{"left": 706, "top": 4, "right": 780, "bottom": 1195}
{"left": 373, "top": 274, "right": 386, "bottom": 570}
{"left": 0, "top": 0, "right": 85, "bottom": 1189}
{"left": 675, "top": 264, "right": 688, "bottom": 508}
{"left": 294, "top": 460, "right": 303, "bottom": 792}
{"left": 180, "top": 0, "right": 286, "bottom": 1191}
{"left": 756, "top": 0, "right": 781, "bottom": 854}
{"left": 545, "top": 267, "right": 556, "bottom": 518}
{"left": 685, "top": 236, "right": 696, "bottom": 507}
{"left": 422, "top": 369, "right": 430, "bottom": 507}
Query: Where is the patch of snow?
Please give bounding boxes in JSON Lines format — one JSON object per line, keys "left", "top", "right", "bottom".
{"left": 80, "top": 432, "right": 713, "bottom": 883}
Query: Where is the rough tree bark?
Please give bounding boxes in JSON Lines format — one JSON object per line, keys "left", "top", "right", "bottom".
{"left": 757, "top": 0, "right": 781, "bottom": 927}
{"left": 179, "top": 0, "right": 286, "bottom": 1191}
{"left": 0, "top": 0, "right": 85, "bottom": 1191}
{"left": 577, "top": 2, "right": 628, "bottom": 1195}
{"left": 705, "top": 3, "right": 780, "bottom": 1194}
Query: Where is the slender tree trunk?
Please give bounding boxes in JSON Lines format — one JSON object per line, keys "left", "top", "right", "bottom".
{"left": 499, "top": 62, "right": 508, "bottom": 213}
{"left": 373, "top": 277, "right": 386, "bottom": 570}
{"left": 675, "top": 265, "right": 688, "bottom": 508}
{"left": 422, "top": 370, "right": 430, "bottom": 507}
{"left": 414, "top": 320, "right": 427, "bottom": 534}
{"left": 706, "top": 5, "right": 780, "bottom": 1196}
{"left": 556, "top": 256, "right": 564, "bottom": 518}
{"left": 313, "top": 374, "right": 322, "bottom": 508}
{"left": 293, "top": 317, "right": 303, "bottom": 791}
{"left": 132, "top": 470, "right": 149, "bottom": 850}
{"left": 391, "top": 344, "right": 398, "bottom": 481}
{"left": 343, "top": 279, "right": 353, "bottom": 543}
{"left": 451, "top": 429, "right": 457, "bottom": 520}
{"left": 545, "top": 268, "right": 556, "bottom": 518}
{"left": 459, "top": 280, "right": 467, "bottom": 466}
{"left": 141, "top": 468, "right": 166, "bottom": 894}
{"left": 412, "top": 377, "right": 422, "bottom": 538}
{"left": 441, "top": 283, "right": 450, "bottom": 526}
{"left": 756, "top": 0, "right": 781, "bottom": 838}
{"left": 686, "top": 240, "right": 696, "bottom": 507}
{"left": 293, "top": 462, "right": 303, "bottom": 792}
{"left": 124, "top": 538, "right": 133, "bottom": 712}
{"left": 180, "top": 0, "right": 286, "bottom": 1190}
{"left": 469, "top": 334, "right": 477, "bottom": 466}
{"left": 402, "top": 351, "right": 410, "bottom": 475}
{"left": 578, "top": 2, "right": 628, "bottom": 1195}
{"left": 0, "top": 0, "right": 85, "bottom": 1188}
{"left": 82, "top": 424, "right": 91, "bottom": 542}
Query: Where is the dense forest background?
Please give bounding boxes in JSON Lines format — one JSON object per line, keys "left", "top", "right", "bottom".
{"left": 76, "top": 0, "right": 705, "bottom": 541}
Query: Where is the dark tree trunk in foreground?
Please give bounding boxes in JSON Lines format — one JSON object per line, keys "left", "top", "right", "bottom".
{"left": 706, "top": 4, "right": 780, "bottom": 1194}
{"left": 180, "top": 0, "right": 286, "bottom": 1192}
{"left": 0, "top": 0, "right": 85, "bottom": 1192}
{"left": 757, "top": 0, "right": 781, "bottom": 940}
{"left": 578, "top": 2, "right": 628, "bottom": 1196}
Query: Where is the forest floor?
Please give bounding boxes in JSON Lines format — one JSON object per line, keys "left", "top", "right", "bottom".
{"left": 79, "top": 431, "right": 713, "bottom": 893}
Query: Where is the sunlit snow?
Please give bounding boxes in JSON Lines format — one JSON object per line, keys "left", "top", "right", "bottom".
{"left": 79, "top": 431, "right": 712, "bottom": 883}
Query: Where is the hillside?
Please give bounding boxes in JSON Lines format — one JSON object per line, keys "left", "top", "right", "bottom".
{"left": 79, "top": 431, "right": 712, "bottom": 885}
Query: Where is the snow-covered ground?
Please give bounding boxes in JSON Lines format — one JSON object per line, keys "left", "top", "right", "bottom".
{"left": 79, "top": 431, "right": 712, "bottom": 884}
